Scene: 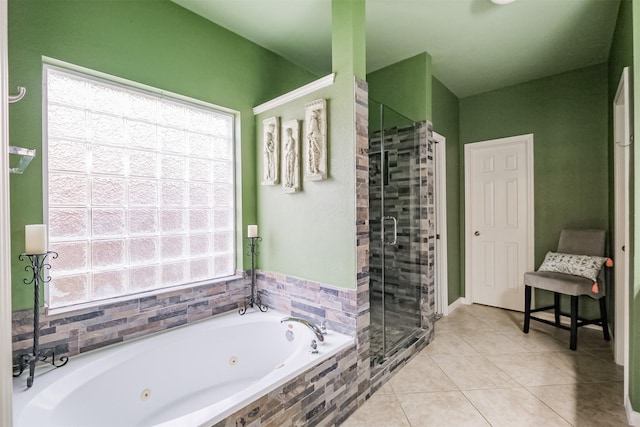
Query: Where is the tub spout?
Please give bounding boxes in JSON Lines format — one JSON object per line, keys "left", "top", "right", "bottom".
{"left": 281, "top": 317, "right": 325, "bottom": 343}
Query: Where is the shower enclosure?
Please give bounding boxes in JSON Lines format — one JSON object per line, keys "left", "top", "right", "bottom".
{"left": 368, "top": 99, "right": 432, "bottom": 365}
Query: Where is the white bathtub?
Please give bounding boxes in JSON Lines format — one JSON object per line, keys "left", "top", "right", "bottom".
{"left": 13, "top": 309, "right": 354, "bottom": 427}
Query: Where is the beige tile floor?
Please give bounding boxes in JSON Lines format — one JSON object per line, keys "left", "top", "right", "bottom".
{"left": 341, "top": 304, "right": 628, "bottom": 427}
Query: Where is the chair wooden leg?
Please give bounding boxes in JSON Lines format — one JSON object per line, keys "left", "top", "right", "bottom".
{"left": 570, "top": 296, "right": 578, "bottom": 351}
{"left": 523, "top": 285, "right": 531, "bottom": 333}
{"left": 599, "top": 297, "right": 611, "bottom": 341}
{"left": 554, "top": 292, "right": 561, "bottom": 326}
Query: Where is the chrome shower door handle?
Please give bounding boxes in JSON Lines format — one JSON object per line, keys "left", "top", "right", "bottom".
{"left": 384, "top": 216, "right": 398, "bottom": 246}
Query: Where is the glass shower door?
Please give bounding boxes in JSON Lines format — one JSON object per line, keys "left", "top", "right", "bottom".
{"left": 369, "top": 100, "right": 423, "bottom": 363}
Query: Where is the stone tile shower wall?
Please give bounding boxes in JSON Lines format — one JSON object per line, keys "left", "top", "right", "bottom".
{"left": 369, "top": 124, "right": 421, "bottom": 330}
{"left": 369, "top": 121, "right": 435, "bottom": 390}
{"left": 353, "top": 76, "right": 372, "bottom": 409}
{"left": 368, "top": 121, "right": 435, "bottom": 339}
{"left": 419, "top": 122, "right": 436, "bottom": 336}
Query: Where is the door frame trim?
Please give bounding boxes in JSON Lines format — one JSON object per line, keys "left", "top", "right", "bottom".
{"left": 433, "top": 131, "right": 449, "bottom": 316}
{"left": 613, "top": 67, "right": 630, "bottom": 397}
{"left": 0, "top": 0, "right": 13, "bottom": 422}
{"left": 464, "top": 134, "right": 535, "bottom": 308}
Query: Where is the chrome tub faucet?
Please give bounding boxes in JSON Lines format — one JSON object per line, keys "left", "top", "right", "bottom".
{"left": 281, "top": 317, "right": 325, "bottom": 343}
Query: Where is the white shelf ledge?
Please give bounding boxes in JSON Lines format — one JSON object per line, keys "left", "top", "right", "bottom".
{"left": 9, "top": 145, "right": 36, "bottom": 174}
{"left": 253, "top": 73, "right": 335, "bottom": 115}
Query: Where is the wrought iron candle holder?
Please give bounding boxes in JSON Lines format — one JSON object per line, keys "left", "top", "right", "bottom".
{"left": 13, "top": 251, "right": 68, "bottom": 388}
{"left": 239, "top": 236, "right": 267, "bottom": 315}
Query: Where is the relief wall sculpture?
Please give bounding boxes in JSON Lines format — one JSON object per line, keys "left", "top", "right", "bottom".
{"left": 261, "top": 116, "right": 280, "bottom": 185}
{"left": 304, "top": 99, "right": 327, "bottom": 181}
{"left": 282, "top": 120, "right": 301, "bottom": 193}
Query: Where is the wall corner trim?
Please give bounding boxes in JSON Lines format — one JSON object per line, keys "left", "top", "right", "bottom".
{"left": 625, "top": 396, "right": 640, "bottom": 426}
{"left": 447, "top": 297, "right": 466, "bottom": 315}
{"left": 253, "top": 73, "right": 336, "bottom": 115}
{"left": 624, "top": 395, "right": 640, "bottom": 427}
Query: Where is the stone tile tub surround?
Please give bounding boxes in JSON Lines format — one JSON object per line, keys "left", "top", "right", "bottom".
{"left": 257, "top": 270, "right": 358, "bottom": 337}
{"left": 213, "top": 344, "right": 359, "bottom": 427}
{"left": 13, "top": 309, "right": 354, "bottom": 427}
{"left": 12, "top": 268, "right": 363, "bottom": 427}
{"left": 11, "top": 271, "right": 363, "bottom": 427}
{"left": 243, "top": 271, "right": 364, "bottom": 426}
{"left": 12, "top": 275, "right": 250, "bottom": 361}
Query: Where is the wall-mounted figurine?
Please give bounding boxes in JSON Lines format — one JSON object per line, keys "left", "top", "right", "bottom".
{"left": 304, "top": 99, "right": 327, "bottom": 181}
{"left": 282, "top": 120, "right": 300, "bottom": 193}
{"left": 262, "top": 116, "right": 280, "bottom": 185}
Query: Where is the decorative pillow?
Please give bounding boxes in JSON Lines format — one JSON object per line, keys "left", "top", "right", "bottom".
{"left": 538, "top": 252, "right": 607, "bottom": 282}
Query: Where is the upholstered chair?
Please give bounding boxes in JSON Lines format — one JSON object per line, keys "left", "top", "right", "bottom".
{"left": 523, "top": 229, "right": 610, "bottom": 350}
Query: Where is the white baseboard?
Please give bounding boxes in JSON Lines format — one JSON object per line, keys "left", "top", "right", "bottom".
{"left": 447, "top": 297, "right": 468, "bottom": 315}
{"left": 626, "top": 396, "right": 640, "bottom": 426}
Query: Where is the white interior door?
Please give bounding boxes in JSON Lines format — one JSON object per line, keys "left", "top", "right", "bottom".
{"left": 465, "top": 134, "right": 534, "bottom": 312}
{"left": 613, "top": 68, "right": 630, "bottom": 394}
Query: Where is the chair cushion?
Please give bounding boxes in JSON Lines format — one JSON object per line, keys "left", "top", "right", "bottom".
{"left": 524, "top": 271, "right": 603, "bottom": 298}
{"left": 538, "top": 251, "right": 607, "bottom": 282}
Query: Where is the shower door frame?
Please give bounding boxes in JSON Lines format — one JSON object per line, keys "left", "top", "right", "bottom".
{"left": 369, "top": 103, "right": 426, "bottom": 361}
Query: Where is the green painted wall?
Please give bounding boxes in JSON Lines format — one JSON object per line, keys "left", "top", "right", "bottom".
{"left": 630, "top": 0, "right": 640, "bottom": 411}
{"left": 608, "top": 0, "right": 632, "bottom": 166}
{"left": 432, "top": 78, "right": 462, "bottom": 306}
{"left": 255, "top": 74, "right": 357, "bottom": 288}
{"left": 460, "top": 64, "right": 609, "bottom": 317}
{"left": 331, "top": 0, "right": 366, "bottom": 80}
{"left": 8, "top": 0, "right": 315, "bottom": 310}
{"left": 367, "top": 52, "right": 432, "bottom": 123}
{"left": 254, "top": 0, "right": 364, "bottom": 289}
{"left": 607, "top": 0, "right": 632, "bottom": 342}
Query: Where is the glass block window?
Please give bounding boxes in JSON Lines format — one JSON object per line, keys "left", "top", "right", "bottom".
{"left": 44, "top": 65, "right": 235, "bottom": 309}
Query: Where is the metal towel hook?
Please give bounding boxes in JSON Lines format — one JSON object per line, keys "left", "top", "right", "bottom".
{"left": 9, "top": 86, "right": 27, "bottom": 104}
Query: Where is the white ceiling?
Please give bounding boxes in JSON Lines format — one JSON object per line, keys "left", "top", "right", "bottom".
{"left": 172, "top": 0, "right": 620, "bottom": 98}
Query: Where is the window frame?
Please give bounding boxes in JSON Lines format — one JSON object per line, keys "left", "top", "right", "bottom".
{"left": 42, "top": 58, "right": 241, "bottom": 314}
